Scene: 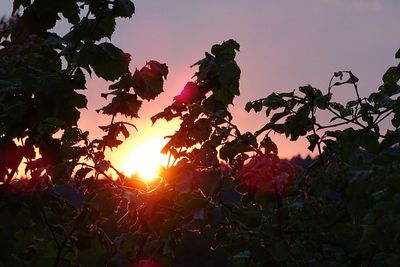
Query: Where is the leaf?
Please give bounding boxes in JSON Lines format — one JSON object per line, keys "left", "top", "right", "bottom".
{"left": 284, "top": 115, "right": 314, "bottom": 141}
{"left": 245, "top": 101, "right": 254, "bottom": 112}
{"left": 99, "top": 93, "right": 142, "bottom": 118}
{"left": 120, "top": 124, "right": 129, "bottom": 139}
{"left": 307, "top": 134, "right": 320, "bottom": 152}
{"left": 220, "top": 132, "right": 257, "bottom": 161}
{"left": 174, "top": 82, "right": 202, "bottom": 103}
{"left": 299, "top": 85, "right": 317, "bottom": 99}
{"left": 59, "top": 0, "right": 80, "bottom": 24}
{"left": 69, "top": 92, "right": 87, "bottom": 109}
{"left": 382, "top": 66, "right": 400, "bottom": 84}
{"left": 330, "top": 102, "right": 352, "bottom": 117}
{"left": 270, "top": 111, "right": 289, "bottom": 124}
{"left": 360, "top": 132, "right": 380, "bottom": 154}
{"left": 74, "top": 167, "right": 93, "bottom": 181}
{"left": 260, "top": 136, "right": 278, "bottom": 154}
{"left": 72, "top": 68, "right": 86, "bottom": 89}
{"left": 13, "top": 0, "right": 31, "bottom": 14}
{"left": 113, "top": 0, "right": 135, "bottom": 18}
{"left": 315, "top": 93, "right": 332, "bottom": 110}
{"left": 213, "top": 87, "right": 235, "bottom": 105}
{"left": 78, "top": 43, "right": 130, "bottom": 81}
{"left": 349, "top": 71, "right": 359, "bottom": 83}
{"left": 217, "top": 61, "right": 241, "bottom": 95}
{"left": 132, "top": 61, "right": 168, "bottom": 100}
{"left": 396, "top": 48, "right": 400, "bottom": 59}
{"left": 98, "top": 16, "right": 116, "bottom": 39}
{"left": 262, "top": 93, "right": 288, "bottom": 110}
{"left": 332, "top": 71, "right": 359, "bottom": 87}
{"left": 211, "top": 39, "right": 240, "bottom": 59}
{"left": 188, "top": 118, "right": 212, "bottom": 142}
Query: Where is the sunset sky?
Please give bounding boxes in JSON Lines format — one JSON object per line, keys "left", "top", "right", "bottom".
{"left": 1, "top": 0, "right": 400, "bottom": 173}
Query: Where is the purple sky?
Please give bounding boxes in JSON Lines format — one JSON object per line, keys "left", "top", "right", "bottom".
{"left": 1, "top": 0, "right": 400, "bottom": 160}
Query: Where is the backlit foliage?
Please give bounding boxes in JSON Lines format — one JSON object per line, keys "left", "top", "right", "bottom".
{"left": 1, "top": 1, "right": 400, "bottom": 266}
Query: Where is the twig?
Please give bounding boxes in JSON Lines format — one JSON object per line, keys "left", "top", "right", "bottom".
{"left": 41, "top": 209, "right": 61, "bottom": 249}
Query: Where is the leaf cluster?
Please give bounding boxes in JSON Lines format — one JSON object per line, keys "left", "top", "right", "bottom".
{"left": 1, "top": 1, "right": 400, "bottom": 266}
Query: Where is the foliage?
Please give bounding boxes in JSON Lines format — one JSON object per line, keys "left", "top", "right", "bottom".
{"left": 1, "top": 1, "right": 400, "bottom": 266}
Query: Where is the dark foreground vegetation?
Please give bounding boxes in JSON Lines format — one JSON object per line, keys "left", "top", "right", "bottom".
{"left": 1, "top": 1, "right": 400, "bottom": 266}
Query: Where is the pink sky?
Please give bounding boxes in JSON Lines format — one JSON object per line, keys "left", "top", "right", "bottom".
{"left": 1, "top": 0, "right": 400, "bottom": 164}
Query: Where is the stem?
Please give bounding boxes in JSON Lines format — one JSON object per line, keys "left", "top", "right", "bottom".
{"left": 223, "top": 118, "right": 241, "bottom": 136}
{"left": 374, "top": 108, "right": 395, "bottom": 126}
{"left": 53, "top": 225, "right": 77, "bottom": 267}
{"left": 328, "top": 74, "right": 335, "bottom": 94}
{"left": 311, "top": 104, "right": 323, "bottom": 159}
{"left": 166, "top": 151, "right": 172, "bottom": 168}
{"left": 42, "top": 209, "right": 61, "bottom": 249}
{"left": 102, "top": 114, "right": 116, "bottom": 154}
{"left": 326, "top": 107, "right": 366, "bottom": 129}
{"left": 317, "top": 120, "right": 358, "bottom": 130}
{"left": 135, "top": 233, "right": 150, "bottom": 262}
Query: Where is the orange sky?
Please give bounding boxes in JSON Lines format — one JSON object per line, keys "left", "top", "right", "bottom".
{"left": 1, "top": 0, "right": 400, "bottom": 174}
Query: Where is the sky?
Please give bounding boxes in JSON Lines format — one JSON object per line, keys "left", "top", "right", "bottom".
{"left": 1, "top": 0, "right": 400, "bottom": 168}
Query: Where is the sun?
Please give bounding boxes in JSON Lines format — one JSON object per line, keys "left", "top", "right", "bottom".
{"left": 119, "top": 138, "right": 169, "bottom": 182}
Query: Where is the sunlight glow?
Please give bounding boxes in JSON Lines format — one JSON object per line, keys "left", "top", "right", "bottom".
{"left": 119, "top": 138, "right": 169, "bottom": 182}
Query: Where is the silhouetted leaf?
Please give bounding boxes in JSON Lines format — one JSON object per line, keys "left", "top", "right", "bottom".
{"left": 307, "top": 134, "right": 320, "bottom": 152}
{"left": 133, "top": 61, "right": 168, "bottom": 100}
{"left": 78, "top": 43, "right": 130, "bottom": 81}
{"left": 113, "top": 0, "right": 135, "bottom": 18}
{"left": 382, "top": 66, "right": 400, "bottom": 83}
{"left": 99, "top": 93, "right": 142, "bottom": 118}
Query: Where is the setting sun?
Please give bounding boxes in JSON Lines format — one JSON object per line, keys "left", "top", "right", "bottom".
{"left": 119, "top": 138, "right": 169, "bottom": 182}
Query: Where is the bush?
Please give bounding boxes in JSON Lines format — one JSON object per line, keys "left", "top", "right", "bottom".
{"left": 1, "top": 1, "right": 400, "bottom": 266}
